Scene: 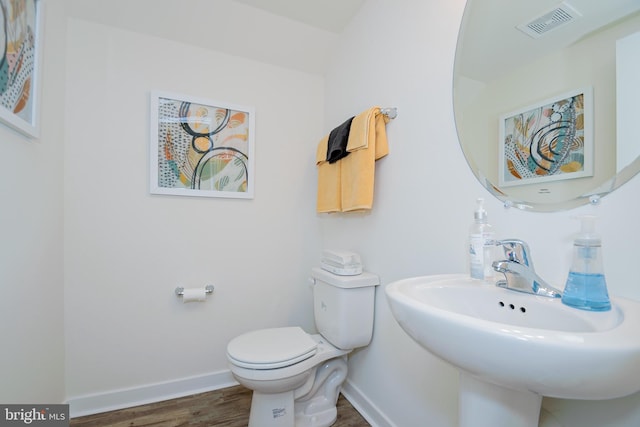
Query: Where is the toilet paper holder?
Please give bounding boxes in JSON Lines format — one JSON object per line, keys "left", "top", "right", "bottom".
{"left": 175, "top": 285, "right": 215, "bottom": 297}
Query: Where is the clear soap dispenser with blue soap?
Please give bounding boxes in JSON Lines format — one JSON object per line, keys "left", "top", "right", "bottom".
{"left": 561, "top": 215, "right": 611, "bottom": 311}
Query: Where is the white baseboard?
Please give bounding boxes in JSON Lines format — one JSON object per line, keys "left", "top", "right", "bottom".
{"left": 341, "top": 379, "right": 396, "bottom": 427}
{"left": 67, "top": 370, "right": 238, "bottom": 418}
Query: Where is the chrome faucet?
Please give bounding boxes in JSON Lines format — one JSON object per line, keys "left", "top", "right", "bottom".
{"left": 491, "top": 239, "right": 562, "bottom": 298}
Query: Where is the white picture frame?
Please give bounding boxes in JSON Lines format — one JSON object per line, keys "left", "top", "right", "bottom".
{"left": 0, "top": 0, "right": 42, "bottom": 138}
{"left": 149, "top": 91, "right": 255, "bottom": 199}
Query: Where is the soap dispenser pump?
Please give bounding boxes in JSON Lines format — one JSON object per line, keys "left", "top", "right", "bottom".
{"left": 561, "top": 215, "right": 611, "bottom": 311}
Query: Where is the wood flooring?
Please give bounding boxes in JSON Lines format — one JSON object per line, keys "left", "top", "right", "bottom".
{"left": 69, "top": 385, "right": 371, "bottom": 427}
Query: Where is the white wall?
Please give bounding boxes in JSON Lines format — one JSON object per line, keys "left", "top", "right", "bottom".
{"left": 0, "top": 0, "right": 66, "bottom": 403}
{"left": 63, "top": 16, "right": 324, "bottom": 401}
{"left": 325, "top": 0, "right": 640, "bottom": 426}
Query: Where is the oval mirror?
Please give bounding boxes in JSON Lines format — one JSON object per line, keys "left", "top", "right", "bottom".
{"left": 454, "top": 0, "right": 640, "bottom": 211}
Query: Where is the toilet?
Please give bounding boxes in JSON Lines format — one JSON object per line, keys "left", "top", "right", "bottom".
{"left": 226, "top": 267, "right": 380, "bottom": 427}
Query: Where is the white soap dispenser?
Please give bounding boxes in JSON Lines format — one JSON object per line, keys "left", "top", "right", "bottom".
{"left": 469, "top": 198, "right": 496, "bottom": 282}
{"left": 561, "top": 215, "right": 611, "bottom": 311}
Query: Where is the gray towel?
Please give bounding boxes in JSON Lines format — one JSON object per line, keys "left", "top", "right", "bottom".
{"left": 326, "top": 117, "right": 354, "bottom": 163}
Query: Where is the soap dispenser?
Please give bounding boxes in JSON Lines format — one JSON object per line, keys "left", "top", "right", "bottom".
{"left": 561, "top": 215, "right": 611, "bottom": 311}
{"left": 469, "top": 198, "right": 496, "bottom": 282}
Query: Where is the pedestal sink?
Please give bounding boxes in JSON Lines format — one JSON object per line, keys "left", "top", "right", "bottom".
{"left": 385, "top": 274, "right": 640, "bottom": 427}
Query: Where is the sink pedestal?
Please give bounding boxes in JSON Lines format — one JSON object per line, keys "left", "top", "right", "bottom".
{"left": 459, "top": 372, "right": 542, "bottom": 427}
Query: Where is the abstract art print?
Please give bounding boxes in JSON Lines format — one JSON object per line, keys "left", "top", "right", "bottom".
{"left": 0, "top": 0, "right": 41, "bottom": 138}
{"left": 150, "top": 91, "right": 255, "bottom": 199}
{"left": 499, "top": 87, "right": 593, "bottom": 187}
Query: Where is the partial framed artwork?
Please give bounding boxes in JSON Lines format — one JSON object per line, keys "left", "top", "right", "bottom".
{"left": 498, "top": 87, "right": 593, "bottom": 187}
{"left": 150, "top": 91, "right": 255, "bottom": 199}
{"left": 0, "top": 0, "right": 42, "bottom": 138}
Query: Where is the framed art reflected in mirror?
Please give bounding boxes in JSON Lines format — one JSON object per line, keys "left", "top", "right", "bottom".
{"left": 498, "top": 87, "right": 593, "bottom": 188}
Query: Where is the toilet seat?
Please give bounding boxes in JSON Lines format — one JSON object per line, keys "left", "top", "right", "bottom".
{"left": 227, "top": 326, "right": 318, "bottom": 369}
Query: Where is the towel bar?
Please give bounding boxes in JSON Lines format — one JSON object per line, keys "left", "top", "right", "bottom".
{"left": 380, "top": 107, "right": 398, "bottom": 120}
{"left": 175, "top": 285, "right": 215, "bottom": 296}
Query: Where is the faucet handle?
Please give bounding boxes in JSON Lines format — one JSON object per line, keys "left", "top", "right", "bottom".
{"left": 492, "top": 239, "right": 533, "bottom": 267}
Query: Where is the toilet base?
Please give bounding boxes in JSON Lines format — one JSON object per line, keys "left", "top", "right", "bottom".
{"left": 295, "top": 406, "right": 337, "bottom": 427}
{"left": 248, "top": 390, "right": 296, "bottom": 427}
{"left": 246, "top": 389, "right": 339, "bottom": 427}
{"left": 294, "top": 357, "right": 347, "bottom": 427}
{"left": 244, "top": 357, "right": 348, "bottom": 427}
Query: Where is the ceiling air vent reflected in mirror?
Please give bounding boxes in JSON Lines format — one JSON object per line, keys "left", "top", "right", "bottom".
{"left": 516, "top": 2, "right": 582, "bottom": 38}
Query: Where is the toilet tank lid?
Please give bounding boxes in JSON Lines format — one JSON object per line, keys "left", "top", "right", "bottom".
{"left": 311, "top": 267, "right": 380, "bottom": 288}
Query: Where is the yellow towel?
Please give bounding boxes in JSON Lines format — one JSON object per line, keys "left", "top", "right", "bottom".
{"left": 316, "top": 106, "right": 389, "bottom": 213}
{"left": 316, "top": 135, "right": 342, "bottom": 213}
{"left": 341, "top": 107, "right": 389, "bottom": 211}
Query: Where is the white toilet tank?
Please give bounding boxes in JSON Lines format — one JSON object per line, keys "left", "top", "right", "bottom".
{"left": 311, "top": 267, "right": 380, "bottom": 350}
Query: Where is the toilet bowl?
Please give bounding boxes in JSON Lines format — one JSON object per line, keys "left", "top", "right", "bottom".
{"left": 226, "top": 268, "right": 380, "bottom": 427}
{"left": 228, "top": 328, "right": 349, "bottom": 427}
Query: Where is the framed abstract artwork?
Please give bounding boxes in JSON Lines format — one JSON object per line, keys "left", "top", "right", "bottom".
{"left": 150, "top": 91, "right": 255, "bottom": 199}
{"left": 0, "top": 0, "right": 42, "bottom": 138}
{"left": 498, "top": 87, "right": 593, "bottom": 187}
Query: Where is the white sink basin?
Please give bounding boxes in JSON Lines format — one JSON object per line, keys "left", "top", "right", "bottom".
{"left": 386, "top": 274, "right": 640, "bottom": 427}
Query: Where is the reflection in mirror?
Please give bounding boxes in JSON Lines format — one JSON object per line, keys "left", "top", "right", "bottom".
{"left": 454, "top": 0, "right": 640, "bottom": 211}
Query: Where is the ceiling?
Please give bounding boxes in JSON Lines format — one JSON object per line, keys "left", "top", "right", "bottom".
{"left": 232, "top": 0, "right": 366, "bottom": 33}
